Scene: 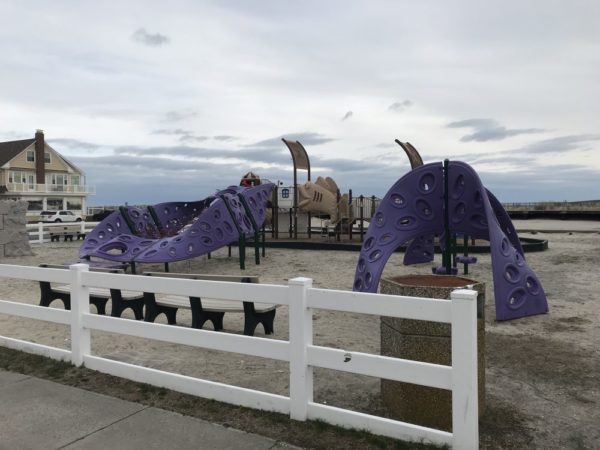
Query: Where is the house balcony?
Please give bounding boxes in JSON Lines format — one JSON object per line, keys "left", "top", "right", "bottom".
{"left": 1, "top": 183, "right": 96, "bottom": 195}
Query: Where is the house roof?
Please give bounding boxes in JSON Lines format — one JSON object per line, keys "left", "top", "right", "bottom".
{"left": 0, "top": 138, "right": 35, "bottom": 167}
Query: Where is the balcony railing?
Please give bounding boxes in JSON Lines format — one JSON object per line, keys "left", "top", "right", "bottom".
{"left": 2, "top": 183, "right": 96, "bottom": 195}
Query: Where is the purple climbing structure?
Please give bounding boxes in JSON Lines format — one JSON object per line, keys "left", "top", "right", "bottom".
{"left": 353, "top": 161, "right": 548, "bottom": 321}
{"left": 80, "top": 184, "right": 274, "bottom": 264}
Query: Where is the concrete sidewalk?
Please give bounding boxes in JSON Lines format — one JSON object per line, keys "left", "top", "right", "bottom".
{"left": 0, "top": 370, "right": 299, "bottom": 450}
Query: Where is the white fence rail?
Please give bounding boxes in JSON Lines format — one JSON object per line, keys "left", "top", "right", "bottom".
{"left": 0, "top": 264, "right": 479, "bottom": 449}
{"left": 26, "top": 221, "right": 100, "bottom": 243}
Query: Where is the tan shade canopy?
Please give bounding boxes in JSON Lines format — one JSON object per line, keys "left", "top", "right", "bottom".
{"left": 282, "top": 138, "right": 310, "bottom": 171}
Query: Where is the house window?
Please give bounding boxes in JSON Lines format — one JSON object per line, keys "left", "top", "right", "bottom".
{"left": 67, "top": 199, "right": 82, "bottom": 210}
{"left": 47, "top": 198, "right": 63, "bottom": 210}
{"left": 27, "top": 150, "right": 35, "bottom": 162}
{"left": 70, "top": 175, "right": 80, "bottom": 186}
{"left": 44, "top": 152, "right": 51, "bottom": 164}
{"left": 9, "top": 171, "right": 27, "bottom": 184}
{"left": 27, "top": 199, "right": 43, "bottom": 211}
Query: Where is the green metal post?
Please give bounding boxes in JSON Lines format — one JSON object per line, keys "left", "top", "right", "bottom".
{"left": 443, "top": 159, "right": 451, "bottom": 274}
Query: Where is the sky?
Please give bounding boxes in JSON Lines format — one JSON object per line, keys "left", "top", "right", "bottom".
{"left": 1, "top": 1, "right": 599, "bottom": 206}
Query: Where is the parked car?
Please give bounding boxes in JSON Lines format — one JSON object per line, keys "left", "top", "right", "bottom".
{"left": 40, "top": 210, "right": 83, "bottom": 223}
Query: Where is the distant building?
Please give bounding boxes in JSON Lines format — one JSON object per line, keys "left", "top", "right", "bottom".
{"left": 0, "top": 130, "right": 94, "bottom": 217}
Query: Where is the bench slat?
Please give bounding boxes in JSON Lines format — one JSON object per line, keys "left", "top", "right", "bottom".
{"left": 53, "top": 285, "right": 143, "bottom": 300}
{"left": 154, "top": 294, "right": 276, "bottom": 313}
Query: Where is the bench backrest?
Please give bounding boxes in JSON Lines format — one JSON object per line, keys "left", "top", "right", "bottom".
{"left": 143, "top": 271, "right": 259, "bottom": 284}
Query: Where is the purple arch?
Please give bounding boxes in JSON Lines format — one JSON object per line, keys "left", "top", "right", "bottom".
{"left": 353, "top": 161, "right": 548, "bottom": 321}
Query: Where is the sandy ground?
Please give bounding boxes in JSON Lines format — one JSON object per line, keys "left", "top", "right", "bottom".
{"left": 0, "top": 219, "right": 599, "bottom": 449}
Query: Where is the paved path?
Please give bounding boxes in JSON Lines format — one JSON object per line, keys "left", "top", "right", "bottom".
{"left": 0, "top": 370, "right": 299, "bottom": 450}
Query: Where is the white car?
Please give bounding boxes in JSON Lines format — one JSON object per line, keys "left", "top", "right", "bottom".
{"left": 40, "top": 210, "right": 83, "bottom": 223}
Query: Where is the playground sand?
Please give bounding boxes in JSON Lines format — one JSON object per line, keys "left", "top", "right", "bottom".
{"left": 0, "top": 220, "right": 599, "bottom": 449}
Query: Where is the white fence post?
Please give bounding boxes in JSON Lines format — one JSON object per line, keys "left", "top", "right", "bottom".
{"left": 288, "top": 277, "right": 313, "bottom": 421}
{"left": 451, "top": 288, "right": 479, "bottom": 450}
{"left": 80, "top": 220, "right": 85, "bottom": 234}
{"left": 70, "top": 263, "right": 91, "bottom": 366}
{"left": 37, "top": 222, "right": 43, "bottom": 243}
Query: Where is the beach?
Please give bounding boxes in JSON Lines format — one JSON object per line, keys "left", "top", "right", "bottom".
{"left": 0, "top": 219, "right": 599, "bottom": 449}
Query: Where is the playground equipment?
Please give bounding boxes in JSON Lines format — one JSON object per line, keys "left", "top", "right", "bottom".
{"left": 353, "top": 159, "right": 548, "bottom": 321}
{"left": 79, "top": 183, "right": 274, "bottom": 270}
{"left": 297, "top": 176, "right": 353, "bottom": 227}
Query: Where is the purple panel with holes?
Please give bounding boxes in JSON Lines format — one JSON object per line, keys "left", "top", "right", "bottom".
{"left": 133, "top": 197, "right": 239, "bottom": 263}
{"left": 86, "top": 234, "right": 158, "bottom": 262}
{"left": 353, "top": 160, "right": 548, "bottom": 321}
{"left": 151, "top": 200, "right": 211, "bottom": 236}
{"left": 238, "top": 183, "right": 275, "bottom": 228}
{"left": 403, "top": 234, "right": 436, "bottom": 264}
{"left": 79, "top": 210, "right": 130, "bottom": 258}
{"left": 221, "top": 193, "right": 254, "bottom": 236}
{"left": 446, "top": 161, "right": 547, "bottom": 320}
{"left": 122, "top": 206, "right": 161, "bottom": 239}
{"left": 353, "top": 163, "right": 444, "bottom": 292}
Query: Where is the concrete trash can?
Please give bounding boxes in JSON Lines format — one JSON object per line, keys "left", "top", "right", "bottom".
{"left": 380, "top": 274, "right": 485, "bottom": 431}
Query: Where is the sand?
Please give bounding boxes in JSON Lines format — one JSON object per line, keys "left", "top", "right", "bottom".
{"left": 0, "top": 219, "right": 599, "bottom": 449}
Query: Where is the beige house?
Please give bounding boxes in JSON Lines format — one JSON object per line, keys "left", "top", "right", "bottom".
{"left": 0, "top": 130, "right": 94, "bottom": 218}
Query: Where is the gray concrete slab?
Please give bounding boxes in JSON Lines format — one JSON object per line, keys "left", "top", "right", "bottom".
{"left": 0, "top": 377, "right": 144, "bottom": 450}
{"left": 64, "top": 406, "right": 282, "bottom": 450}
{"left": 0, "top": 369, "right": 29, "bottom": 386}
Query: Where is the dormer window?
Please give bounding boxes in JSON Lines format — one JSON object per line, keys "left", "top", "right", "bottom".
{"left": 44, "top": 151, "right": 51, "bottom": 164}
{"left": 27, "top": 150, "right": 35, "bottom": 162}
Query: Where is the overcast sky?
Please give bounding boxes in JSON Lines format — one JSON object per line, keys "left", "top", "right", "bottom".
{"left": 1, "top": 1, "right": 599, "bottom": 205}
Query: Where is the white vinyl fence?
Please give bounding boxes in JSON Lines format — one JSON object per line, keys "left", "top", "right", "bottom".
{"left": 0, "top": 264, "right": 479, "bottom": 449}
{"left": 26, "top": 221, "right": 100, "bottom": 243}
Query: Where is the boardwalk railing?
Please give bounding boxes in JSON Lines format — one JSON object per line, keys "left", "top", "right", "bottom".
{"left": 26, "top": 221, "right": 100, "bottom": 243}
{"left": 0, "top": 264, "right": 479, "bottom": 449}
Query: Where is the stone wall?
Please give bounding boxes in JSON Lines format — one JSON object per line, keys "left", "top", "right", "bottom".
{"left": 0, "top": 200, "right": 34, "bottom": 258}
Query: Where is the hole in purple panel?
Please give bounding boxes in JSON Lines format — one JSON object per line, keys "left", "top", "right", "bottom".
{"left": 98, "top": 231, "right": 105, "bottom": 239}
{"left": 223, "top": 222, "right": 233, "bottom": 234}
{"left": 131, "top": 210, "right": 140, "bottom": 218}
{"left": 87, "top": 239, "right": 98, "bottom": 245}
{"left": 514, "top": 252, "right": 524, "bottom": 267}
{"left": 507, "top": 287, "right": 527, "bottom": 310}
{"left": 187, "top": 243, "right": 194, "bottom": 253}
{"left": 184, "top": 203, "right": 188, "bottom": 208}
{"left": 214, "top": 210, "right": 222, "bottom": 220}
{"left": 354, "top": 278, "right": 363, "bottom": 290}
{"left": 365, "top": 272, "right": 373, "bottom": 289}
{"left": 506, "top": 227, "right": 512, "bottom": 235}
{"left": 374, "top": 212, "right": 385, "bottom": 227}
{"left": 423, "top": 251, "right": 432, "bottom": 258}
{"left": 142, "top": 213, "right": 149, "bottom": 220}
{"left": 249, "top": 197, "right": 257, "bottom": 207}
{"left": 243, "top": 216, "right": 251, "bottom": 228}
{"left": 189, "top": 229, "right": 199, "bottom": 236}
{"left": 379, "top": 234, "right": 394, "bottom": 245}
{"left": 259, "top": 208, "right": 264, "bottom": 216}
{"left": 168, "top": 247, "right": 176, "bottom": 256}
{"left": 452, "top": 174, "right": 465, "bottom": 199}
{"left": 474, "top": 191, "right": 483, "bottom": 207}
{"left": 132, "top": 247, "right": 140, "bottom": 254}
{"left": 357, "top": 258, "right": 366, "bottom": 272}
{"left": 364, "top": 237, "right": 375, "bottom": 250}
{"left": 199, "top": 222, "right": 211, "bottom": 231}
{"left": 145, "top": 250, "right": 157, "bottom": 256}
{"left": 369, "top": 249, "right": 382, "bottom": 262}
{"left": 164, "top": 207, "right": 169, "bottom": 215}
{"left": 504, "top": 264, "right": 520, "bottom": 284}
{"left": 160, "top": 241, "right": 169, "bottom": 248}
{"left": 175, "top": 206, "right": 179, "bottom": 212}
{"left": 419, "top": 172, "right": 436, "bottom": 194}
{"left": 119, "top": 235, "right": 132, "bottom": 242}
{"left": 390, "top": 194, "right": 406, "bottom": 208}
{"left": 175, "top": 237, "right": 182, "bottom": 242}
{"left": 106, "top": 224, "right": 114, "bottom": 232}
{"left": 500, "top": 238, "right": 511, "bottom": 256}
{"left": 470, "top": 214, "right": 487, "bottom": 229}
{"left": 116, "top": 219, "right": 121, "bottom": 228}
{"left": 416, "top": 199, "right": 433, "bottom": 220}
{"left": 526, "top": 276, "right": 540, "bottom": 295}
{"left": 140, "top": 240, "right": 153, "bottom": 246}
{"left": 201, "top": 236, "right": 213, "bottom": 245}
{"left": 100, "top": 242, "right": 127, "bottom": 255}
{"left": 395, "top": 216, "right": 418, "bottom": 230}
{"left": 452, "top": 202, "right": 466, "bottom": 224}
{"left": 137, "top": 223, "right": 143, "bottom": 231}
{"left": 215, "top": 228, "right": 224, "bottom": 240}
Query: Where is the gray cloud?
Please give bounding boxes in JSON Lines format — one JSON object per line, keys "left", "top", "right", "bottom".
{"left": 163, "top": 109, "right": 197, "bottom": 122}
{"left": 517, "top": 134, "right": 600, "bottom": 154}
{"left": 152, "top": 128, "right": 190, "bottom": 136}
{"left": 214, "top": 135, "right": 238, "bottom": 141}
{"left": 248, "top": 132, "right": 336, "bottom": 148}
{"left": 341, "top": 111, "right": 353, "bottom": 121}
{"left": 179, "top": 135, "right": 209, "bottom": 143}
{"left": 131, "top": 28, "right": 170, "bottom": 47}
{"left": 448, "top": 118, "right": 545, "bottom": 142}
{"left": 47, "top": 138, "right": 101, "bottom": 152}
{"left": 388, "top": 100, "right": 413, "bottom": 113}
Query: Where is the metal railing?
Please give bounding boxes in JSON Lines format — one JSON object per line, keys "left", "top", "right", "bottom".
{"left": 4, "top": 183, "right": 96, "bottom": 195}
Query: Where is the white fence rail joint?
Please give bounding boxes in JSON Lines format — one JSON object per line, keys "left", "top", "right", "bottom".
{"left": 0, "top": 264, "right": 479, "bottom": 449}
